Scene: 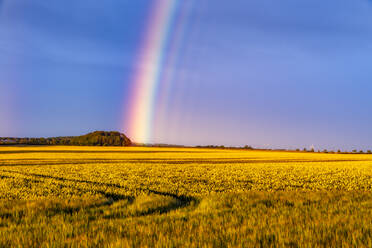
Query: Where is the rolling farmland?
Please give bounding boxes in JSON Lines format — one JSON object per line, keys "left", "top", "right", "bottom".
{"left": 1, "top": 146, "right": 372, "bottom": 247}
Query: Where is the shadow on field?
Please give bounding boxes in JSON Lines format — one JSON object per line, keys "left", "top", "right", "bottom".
{"left": 0, "top": 170, "right": 197, "bottom": 219}
{"left": 0, "top": 150, "right": 209, "bottom": 155}
{"left": 1, "top": 158, "right": 370, "bottom": 167}
{"left": 118, "top": 158, "right": 371, "bottom": 164}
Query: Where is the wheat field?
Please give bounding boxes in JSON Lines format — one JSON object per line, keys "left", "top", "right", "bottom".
{"left": 1, "top": 146, "right": 372, "bottom": 247}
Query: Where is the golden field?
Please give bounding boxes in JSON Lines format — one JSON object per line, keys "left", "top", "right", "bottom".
{"left": 0, "top": 146, "right": 372, "bottom": 247}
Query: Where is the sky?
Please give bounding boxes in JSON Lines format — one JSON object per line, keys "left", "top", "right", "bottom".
{"left": 1, "top": 0, "right": 372, "bottom": 150}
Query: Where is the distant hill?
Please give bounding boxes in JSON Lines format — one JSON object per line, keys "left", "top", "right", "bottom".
{"left": 0, "top": 131, "right": 132, "bottom": 146}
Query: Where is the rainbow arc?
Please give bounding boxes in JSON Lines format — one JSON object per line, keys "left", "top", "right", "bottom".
{"left": 124, "top": 0, "right": 194, "bottom": 143}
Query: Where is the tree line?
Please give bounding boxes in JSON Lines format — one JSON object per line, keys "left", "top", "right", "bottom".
{"left": 0, "top": 131, "right": 132, "bottom": 146}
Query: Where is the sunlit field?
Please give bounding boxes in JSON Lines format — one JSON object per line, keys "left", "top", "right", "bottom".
{"left": 1, "top": 146, "right": 372, "bottom": 247}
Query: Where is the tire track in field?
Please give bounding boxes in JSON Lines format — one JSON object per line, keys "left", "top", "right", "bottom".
{"left": 0, "top": 170, "right": 197, "bottom": 218}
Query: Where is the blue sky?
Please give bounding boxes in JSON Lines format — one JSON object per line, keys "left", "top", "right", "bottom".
{"left": 1, "top": 0, "right": 372, "bottom": 150}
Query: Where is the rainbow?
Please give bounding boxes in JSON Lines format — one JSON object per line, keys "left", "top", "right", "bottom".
{"left": 124, "top": 0, "right": 194, "bottom": 143}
